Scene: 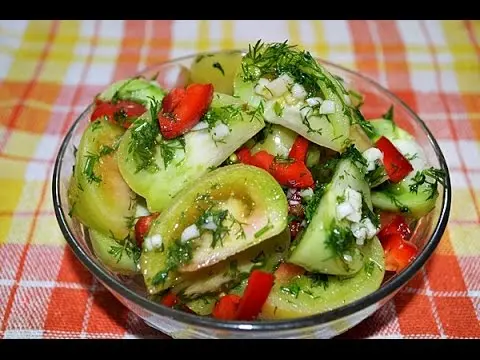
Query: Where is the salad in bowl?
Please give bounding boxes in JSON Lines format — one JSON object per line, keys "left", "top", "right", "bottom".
{"left": 63, "top": 40, "right": 448, "bottom": 328}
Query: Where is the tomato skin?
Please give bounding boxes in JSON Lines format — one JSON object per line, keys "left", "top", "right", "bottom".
{"left": 212, "top": 294, "right": 241, "bottom": 320}
{"left": 289, "top": 135, "right": 309, "bottom": 163}
{"left": 134, "top": 213, "right": 160, "bottom": 247}
{"left": 236, "top": 270, "right": 275, "bottom": 321}
{"left": 158, "top": 83, "right": 214, "bottom": 139}
{"left": 375, "top": 136, "right": 414, "bottom": 183}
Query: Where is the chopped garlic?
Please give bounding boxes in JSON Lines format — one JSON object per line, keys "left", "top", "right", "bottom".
{"left": 343, "top": 254, "right": 353, "bottom": 262}
{"left": 202, "top": 216, "right": 217, "bottom": 231}
{"left": 291, "top": 83, "right": 307, "bottom": 100}
{"left": 211, "top": 123, "right": 230, "bottom": 141}
{"left": 319, "top": 100, "right": 336, "bottom": 114}
{"left": 181, "top": 224, "right": 200, "bottom": 243}
{"left": 306, "top": 97, "right": 323, "bottom": 106}
{"left": 265, "top": 74, "right": 294, "bottom": 97}
{"left": 144, "top": 234, "right": 163, "bottom": 251}
{"left": 362, "top": 147, "right": 384, "bottom": 171}
{"left": 343, "top": 94, "right": 352, "bottom": 106}
{"left": 299, "top": 187, "right": 314, "bottom": 199}
{"left": 192, "top": 121, "right": 209, "bottom": 131}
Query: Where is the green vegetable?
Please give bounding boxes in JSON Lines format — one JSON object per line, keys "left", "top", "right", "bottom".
{"left": 190, "top": 51, "right": 243, "bottom": 95}
{"left": 233, "top": 40, "right": 356, "bottom": 152}
{"left": 250, "top": 124, "right": 297, "bottom": 157}
{"left": 260, "top": 236, "right": 385, "bottom": 319}
{"left": 89, "top": 229, "right": 139, "bottom": 275}
{"left": 140, "top": 164, "right": 288, "bottom": 294}
{"left": 97, "top": 77, "right": 166, "bottom": 108}
{"left": 371, "top": 166, "right": 446, "bottom": 218}
{"left": 116, "top": 93, "right": 265, "bottom": 213}
{"left": 288, "top": 154, "right": 374, "bottom": 276}
{"left": 174, "top": 229, "right": 290, "bottom": 298}
{"left": 67, "top": 120, "right": 135, "bottom": 240}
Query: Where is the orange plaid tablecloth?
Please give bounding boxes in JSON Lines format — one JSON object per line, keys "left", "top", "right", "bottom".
{"left": 0, "top": 20, "right": 479, "bottom": 339}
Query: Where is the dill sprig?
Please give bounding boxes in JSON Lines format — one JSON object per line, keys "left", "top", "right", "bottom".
{"left": 158, "top": 136, "right": 186, "bottom": 169}
{"left": 325, "top": 224, "right": 357, "bottom": 271}
{"left": 241, "top": 40, "right": 324, "bottom": 98}
{"left": 151, "top": 239, "right": 193, "bottom": 286}
{"left": 195, "top": 206, "right": 246, "bottom": 249}
{"left": 108, "top": 236, "right": 141, "bottom": 264}
{"left": 127, "top": 97, "right": 161, "bottom": 173}
{"left": 83, "top": 151, "right": 102, "bottom": 184}
{"left": 303, "top": 184, "right": 327, "bottom": 224}
{"left": 409, "top": 167, "right": 446, "bottom": 200}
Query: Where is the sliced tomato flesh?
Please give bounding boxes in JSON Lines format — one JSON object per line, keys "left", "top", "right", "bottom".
{"left": 158, "top": 83, "right": 214, "bottom": 139}
{"left": 375, "top": 136, "right": 414, "bottom": 183}
{"left": 236, "top": 270, "right": 275, "bottom": 321}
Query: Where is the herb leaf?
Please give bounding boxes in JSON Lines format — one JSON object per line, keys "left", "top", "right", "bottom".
{"left": 409, "top": 167, "right": 446, "bottom": 200}
{"left": 212, "top": 62, "right": 225, "bottom": 76}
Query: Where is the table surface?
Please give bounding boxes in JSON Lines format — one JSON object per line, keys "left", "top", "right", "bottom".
{"left": 0, "top": 20, "right": 479, "bottom": 339}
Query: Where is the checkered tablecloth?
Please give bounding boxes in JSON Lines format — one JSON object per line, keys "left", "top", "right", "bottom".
{"left": 0, "top": 20, "right": 479, "bottom": 339}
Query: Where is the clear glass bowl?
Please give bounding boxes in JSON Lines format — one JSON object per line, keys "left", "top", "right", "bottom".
{"left": 52, "top": 50, "right": 451, "bottom": 339}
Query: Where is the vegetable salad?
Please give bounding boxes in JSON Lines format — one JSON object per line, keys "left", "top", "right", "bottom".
{"left": 67, "top": 40, "right": 446, "bottom": 321}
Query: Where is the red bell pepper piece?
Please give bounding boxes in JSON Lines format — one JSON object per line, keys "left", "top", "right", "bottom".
{"left": 249, "top": 150, "right": 275, "bottom": 170}
{"left": 91, "top": 99, "right": 147, "bottom": 129}
{"left": 161, "top": 291, "right": 179, "bottom": 308}
{"left": 236, "top": 270, "right": 275, "bottom": 321}
{"left": 236, "top": 147, "right": 253, "bottom": 164}
{"left": 212, "top": 294, "right": 241, "bottom": 320}
{"left": 158, "top": 83, "right": 214, "bottom": 139}
{"left": 377, "top": 214, "right": 412, "bottom": 241}
{"left": 134, "top": 212, "right": 160, "bottom": 247}
{"left": 288, "top": 135, "right": 309, "bottom": 163}
{"left": 236, "top": 148, "right": 314, "bottom": 189}
{"left": 375, "top": 136, "right": 414, "bottom": 183}
{"left": 382, "top": 233, "right": 418, "bottom": 272}
{"left": 270, "top": 159, "right": 314, "bottom": 188}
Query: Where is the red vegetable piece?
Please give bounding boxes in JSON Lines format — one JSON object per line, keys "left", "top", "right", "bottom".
{"left": 212, "top": 294, "right": 241, "bottom": 320}
{"left": 158, "top": 83, "right": 214, "bottom": 139}
{"left": 134, "top": 212, "right": 160, "bottom": 247}
{"left": 270, "top": 160, "right": 314, "bottom": 188}
{"left": 378, "top": 214, "right": 412, "bottom": 241}
{"left": 236, "top": 270, "right": 275, "bottom": 321}
{"left": 375, "top": 136, "right": 414, "bottom": 183}
{"left": 289, "top": 135, "right": 309, "bottom": 163}
{"left": 382, "top": 234, "right": 418, "bottom": 272}
{"left": 161, "top": 292, "right": 179, "bottom": 308}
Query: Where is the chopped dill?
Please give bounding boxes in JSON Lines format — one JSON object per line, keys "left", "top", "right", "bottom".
{"left": 158, "top": 136, "right": 186, "bottom": 169}
{"left": 151, "top": 239, "right": 193, "bottom": 286}
{"left": 409, "top": 167, "right": 446, "bottom": 200}
{"left": 212, "top": 62, "right": 225, "bottom": 76}
{"left": 83, "top": 152, "right": 102, "bottom": 184}
{"left": 254, "top": 221, "right": 273, "bottom": 238}
{"left": 108, "top": 236, "right": 141, "bottom": 264}
{"left": 127, "top": 97, "right": 161, "bottom": 173}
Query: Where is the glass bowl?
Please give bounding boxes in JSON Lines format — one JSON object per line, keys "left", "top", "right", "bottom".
{"left": 52, "top": 50, "right": 451, "bottom": 339}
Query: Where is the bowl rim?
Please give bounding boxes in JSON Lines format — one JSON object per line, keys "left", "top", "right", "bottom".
{"left": 52, "top": 49, "right": 451, "bottom": 333}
